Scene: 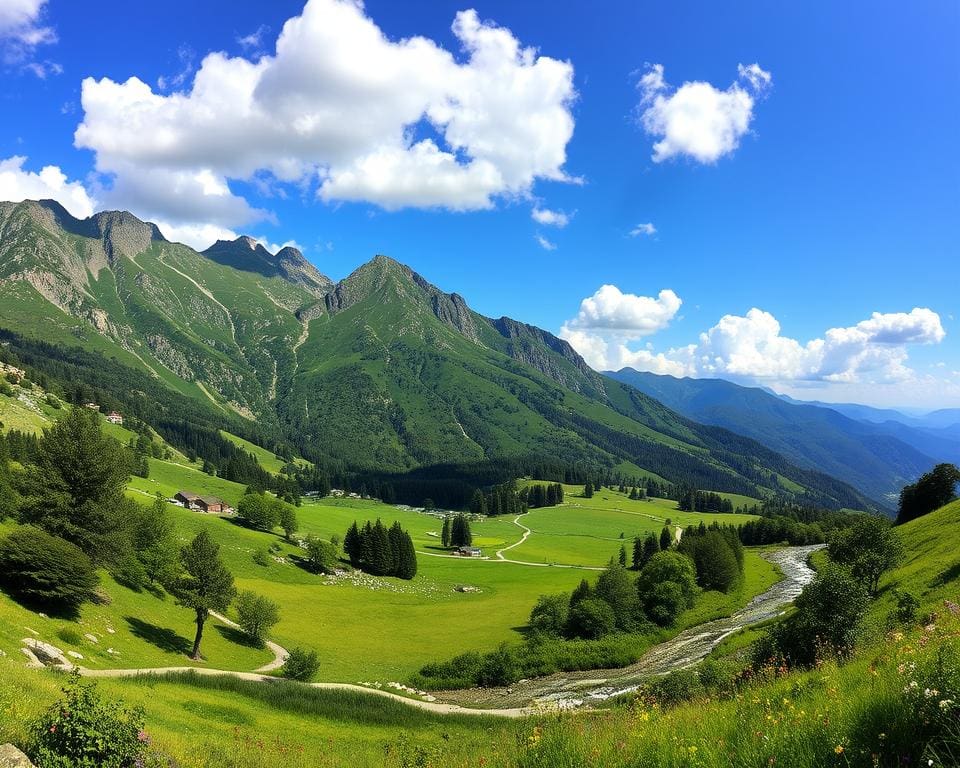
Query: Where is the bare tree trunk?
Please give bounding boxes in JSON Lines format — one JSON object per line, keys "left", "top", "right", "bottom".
{"left": 191, "top": 609, "right": 206, "bottom": 660}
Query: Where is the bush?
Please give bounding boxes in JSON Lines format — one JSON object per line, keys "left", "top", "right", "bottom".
{"left": 766, "top": 563, "right": 870, "bottom": 668}
{"left": 0, "top": 527, "right": 98, "bottom": 613}
{"left": 567, "top": 597, "right": 616, "bottom": 639}
{"left": 529, "top": 594, "right": 569, "bottom": 637}
{"left": 637, "top": 551, "right": 698, "bottom": 626}
{"left": 894, "top": 589, "right": 921, "bottom": 625}
{"left": 234, "top": 590, "right": 280, "bottom": 643}
{"left": 56, "top": 627, "right": 84, "bottom": 646}
{"left": 252, "top": 548, "right": 270, "bottom": 567}
{"left": 303, "top": 535, "right": 340, "bottom": 574}
{"left": 30, "top": 673, "right": 153, "bottom": 768}
{"left": 282, "top": 647, "right": 320, "bottom": 681}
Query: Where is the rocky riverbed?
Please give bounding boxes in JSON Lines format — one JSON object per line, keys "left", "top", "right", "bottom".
{"left": 436, "top": 545, "right": 822, "bottom": 710}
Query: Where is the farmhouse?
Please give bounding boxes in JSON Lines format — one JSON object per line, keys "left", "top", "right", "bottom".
{"left": 105, "top": 411, "right": 123, "bottom": 425}
{"left": 196, "top": 496, "right": 229, "bottom": 514}
{"left": 83, "top": 402, "right": 100, "bottom": 411}
{"left": 173, "top": 491, "right": 201, "bottom": 508}
{"left": 457, "top": 546, "right": 482, "bottom": 557}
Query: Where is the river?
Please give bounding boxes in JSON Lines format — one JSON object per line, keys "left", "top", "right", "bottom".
{"left": 437, "top": 544, "right": 822, "bottom": 710}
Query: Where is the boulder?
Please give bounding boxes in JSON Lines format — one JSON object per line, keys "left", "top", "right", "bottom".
{"left": 0, "top": 744, "right": 35, "bottom": 767}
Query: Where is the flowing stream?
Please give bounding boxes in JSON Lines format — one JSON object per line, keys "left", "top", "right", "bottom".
{"left": 439, "top": 545, "right": 822, "bottom": 710}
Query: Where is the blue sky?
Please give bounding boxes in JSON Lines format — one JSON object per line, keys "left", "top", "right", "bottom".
{"left": 0, "top": 0, "right": 958, "bottom": 408}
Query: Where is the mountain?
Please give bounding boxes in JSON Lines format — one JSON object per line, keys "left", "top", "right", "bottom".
{"left": 774, "top": 395, "right": 960, "bottom": 466}
{"left": 0, "top": 199, "right": 875, "bottom": 509}
{"left": 606, "top": 369, "right": 942, "bottom": 507}
{"left": 202, "top": 236, "right": 332, "bottom": 297}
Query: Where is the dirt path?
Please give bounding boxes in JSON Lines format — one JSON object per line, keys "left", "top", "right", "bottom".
{"left": 492, "top": 515, "right": 603, "bottom": 570}
{"left": 208, "top": 610, "right": 289, "bottom": 673}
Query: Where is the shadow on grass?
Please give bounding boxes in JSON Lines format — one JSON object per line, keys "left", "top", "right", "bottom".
{"left": 213, "top": 623, "right": 263, "bottom": 650}
{"left": 125, "top": 616, "right": 192, "bottom": 655}
{"left": 931, "top": 560, "right": 960, "bottom": 589}
{"left": 0, "top": 583, "right": 81, "bottom": 620}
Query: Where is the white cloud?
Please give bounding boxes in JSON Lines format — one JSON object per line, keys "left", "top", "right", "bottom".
{"left": 157, "top": 46, "right": 195, "bottom": 92}
{"left": 531, "top": 206, "right": 570, "bottom": 228}
{"left": 237, "top": 25, "right": 269, "bottom": 51}
{"left": 560, "top": 289, "right": 948, "bottom": 395}
{"left": 637, "top": 62, "right": 771, "bottom": 163}
{"left": 153, "top": 220, "right": 239, "bottom": 251}
{"left": 563, "top": 285, "right": 681, "bottom": 334}
{"left": 535, "top": 234, "right": 556, "bottom": 251}
{"left": 0, "top": 155, "right": 96, "bottom": 218}
{"left": 0, "top": 0, "right": 56, "bottom": 72}
{"left": 75, "top": 0, "right": 576, "bottom": 230}
{"left": 630, "top": 222, "right": 656, "bottom": 237}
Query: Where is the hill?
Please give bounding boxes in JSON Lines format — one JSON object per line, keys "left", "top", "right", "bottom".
{"left": 607, "top": 368, "right": 941, "bottom": 507}
{"left": 0, "top": 199, "right": 874, "bottom": 509}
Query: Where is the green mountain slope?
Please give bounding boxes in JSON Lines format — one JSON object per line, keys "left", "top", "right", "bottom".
{"left": 0, "top": 200, "right": 873, "bottom": 509}
{"left": 607, "top": 368, "right": 939, "bottom": 506}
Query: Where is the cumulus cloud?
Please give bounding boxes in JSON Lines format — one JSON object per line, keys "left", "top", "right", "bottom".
{"left": 237, "top": 24, "right": 269, "bottom": 52}
{"left": 0, "top": 0, "right": 57, "bottom": 74}
{"left": 153, "top": 220, "right": 240, "bottom": 251}
{"left": 637, "top": 62, "right": 771, "bottom": 163}
{"left": 532, "top": 206, "right": 570, "bottom": 227}
{"left": 0, "top": 155, "right": 97, "bottom": 218}
{"left": 630, "top": 222, "right": 656, "bottom": 237}
{"left": 74, "top": 0, "right": 576, "bottom": 231}
{"left": 563, "top": 285, "right": 681, "bottom": 335}
{"left": 560, "top": 287, "right": 947, "bottom": 392}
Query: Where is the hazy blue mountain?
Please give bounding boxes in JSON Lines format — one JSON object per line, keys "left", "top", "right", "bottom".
{"left": 606, "top": 369, "right": 944, "bottom": 507}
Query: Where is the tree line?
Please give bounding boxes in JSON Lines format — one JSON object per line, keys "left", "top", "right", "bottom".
{"left": 344, "top": 519, "right": 417, "bottom": 580}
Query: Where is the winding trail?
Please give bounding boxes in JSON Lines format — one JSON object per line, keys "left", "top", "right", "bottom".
{"left": 491, "top": 515, "right": 604, "bottom": 570}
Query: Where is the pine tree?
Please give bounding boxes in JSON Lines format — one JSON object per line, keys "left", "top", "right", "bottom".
{"left": 618, "top": 545, "right": 627, "bottom": 567}
{"left": 370, "top": 520, "right": 393, "bottom": 576}
{"left": 395, "top": 531, "right": 418, "bottom": 580}
{"left": 469, "top": 489, "right": 487, "bottom": 515}
{"left": 643, "top": 532, "right": 659, "bottom": 563}
{"left": 171, "top": 530, "right": 236, "bottom": 660}
{"left": 660, "top": 526, "right": 673, "bottom": 551}
{"left": 344, "top": 522, "right": 360, "bottom": 565}
{"left": 583, "top": 481, "right": 594, "bottom": 498}
{"left": 388, "top": 522, "right": 404, "bottom": 575}
{"left": 440, "top": 516, "right": 451, "bottom": 548}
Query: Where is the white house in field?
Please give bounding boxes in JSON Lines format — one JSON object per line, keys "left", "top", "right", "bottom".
{"left": 106, "top": 411, "right": 123, "bottom": 425}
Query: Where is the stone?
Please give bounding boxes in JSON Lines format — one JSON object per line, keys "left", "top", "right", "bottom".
{"left": 66, "top": 651, "right": 83, "bottom": 660}
{"left": 84, "top": 633, "right": 98, "bottom": 643}
{"left": 0, "top": 744, "right": 35, "bottom": 767}
{"left": 20, "top": 639, "right": 70, "bottom": 667}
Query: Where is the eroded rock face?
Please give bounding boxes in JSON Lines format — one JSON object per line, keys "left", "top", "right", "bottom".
{"left": 0, "top": 743, "right": 35, "bottom": 767}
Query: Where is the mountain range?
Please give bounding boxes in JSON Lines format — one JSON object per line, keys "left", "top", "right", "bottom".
{"left": 0, "top": 199, "right": 886, "bottom": 510}
{"left": 607, "top": 369, "right": 958, "bottom": 506}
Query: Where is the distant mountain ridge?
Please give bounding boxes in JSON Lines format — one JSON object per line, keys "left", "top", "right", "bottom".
{"left": 0, "top": 198, "right": 874, "bottom": 510}
{"left": 606, "top": 368, "right": 952, "bottom": 507}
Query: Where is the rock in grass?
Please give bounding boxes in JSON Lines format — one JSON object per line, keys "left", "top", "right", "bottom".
{"left": 0, "top": 743, "right": 35, "bottom": 767}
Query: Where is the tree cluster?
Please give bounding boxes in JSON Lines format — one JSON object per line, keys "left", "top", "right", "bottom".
{"left": 344, "top": 519, "right": 417, "bottom": 579}
{"left": 441, "top": 513, "right": 472, "bottom": 548}
{"left": 677, "top": 522, "right": 744, "bottom": 593}
{"left": 522, "top": 482, "right": 564, "bottom": 509}
{"left": 677, "top": 489, "right": 734, "bottom": 513}
{"left": 236, "top": 491, "right": 298, "bottom": 537}
{"left": 897, "top": 463, "right": 960, "bottom": 525}
{"left": 530, "top": 549, "right": 702, "bottom": 641}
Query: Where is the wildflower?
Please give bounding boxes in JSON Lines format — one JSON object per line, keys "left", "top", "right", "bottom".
{"left": 939, "top": 699, "right": 955, "bottom": 711}
{"left": 835, "top": 745, "right": 845, "bottom": 754}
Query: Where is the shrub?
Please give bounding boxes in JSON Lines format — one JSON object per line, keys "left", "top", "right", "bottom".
{"left": 894, "top": 589, "right": 921, "bottom": 625}
{"left": 303, "top": 536, "right": 340, "bottom": 574}
{"left": 0, "top": 527, "right": 98, "bottom": 613}
{"left": 282, "top": 647, "right": 320, "bottom": 681}
{"left": 768, "top": 563, "right": 870, "bottom": 667}
{"left": 644, "top": 668, "right": 704, "bottom": 706}
{"left": 234, "top": 590, "right": 280, "bottom": 643}
{"left": 252, "top": 548, "right": 270, "bottom": 567}
{"left": 567, "top": 597, "right": 616, "bottom": 639}
{"left": 529, "top": 594, "right": 569, "bottom": 637}
{"left": 56, "top": 627, "right": 84, "bottom": 647}
{"left": 30, "top": 673, "right": 153, "bottom": 768}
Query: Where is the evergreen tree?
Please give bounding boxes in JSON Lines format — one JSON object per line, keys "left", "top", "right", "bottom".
{"left": 469, "top": 489, "right": 487, "bottom": 515}
{"left": 344, "top": 522, "right": 360, "bottom": 565}
{"left": 450, "top": 513, "right": 472, "bottom": 547}
{"left": 370, "top": 520, "right": 393, "bottom": 576}
{"left": 660, "top": 525, "right": 673, "bottom": 551}
{"left": 395, "top": 530, "right": 418, "bottom": 580}
{"left": 19, "top": 406, "right": 136, "bottom": 565}
{"left": 643, "top": 532, "right": 659, "bottom": 563}
{"left": 632, "top": 536, "right": 643, "bottom": 570}
{"left": 618, "top": 545, "right": 627, "bottom": 567}
{"left": 897, "top": 463, "right": 960, "bottom": 524}
{"left": 440, "top": 516, "right": 451, "bottom": 548}
{"left": 583, "top": 481, "right": 594, "bottom": 498}
{"left": 171, "top": 530, "right": 236, "bottom": 660}
{"left": 134, "top": 493, "right": 179, "bottom": 588}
